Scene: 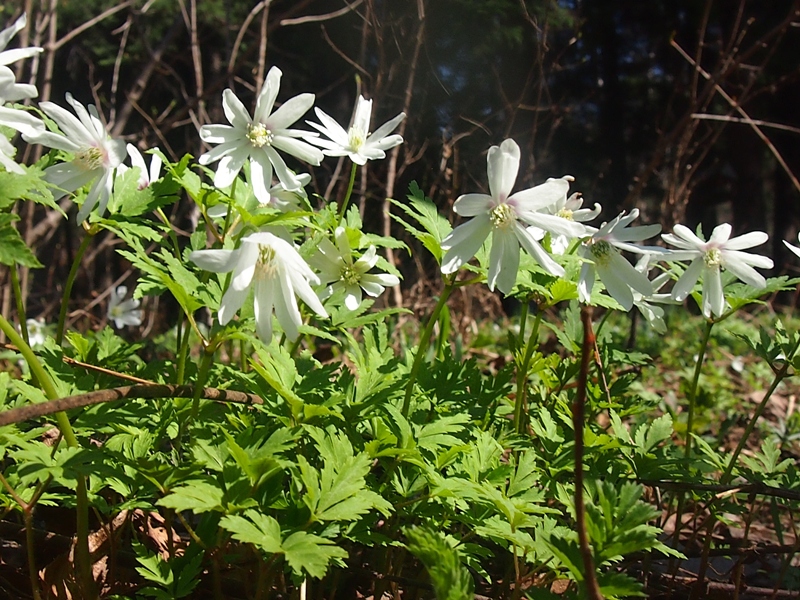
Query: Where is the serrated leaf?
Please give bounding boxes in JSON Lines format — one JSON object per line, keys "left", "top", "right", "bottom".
{"left": 405, "top": 526, "right": 474, "bottom": 600}
{"left": 157, "top": 480, "right": 224, "bottom": 513}
{"left": 0, "top": 213, "right": 42, "bottom": 267}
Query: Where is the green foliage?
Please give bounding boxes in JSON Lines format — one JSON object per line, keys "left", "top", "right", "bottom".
{"left": 405, "top": 526, "right": 475, "bottom": 600}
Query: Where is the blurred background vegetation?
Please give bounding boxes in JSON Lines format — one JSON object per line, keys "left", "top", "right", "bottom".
{"left": 2, "top": 0, "right": 800, "bottom": 333}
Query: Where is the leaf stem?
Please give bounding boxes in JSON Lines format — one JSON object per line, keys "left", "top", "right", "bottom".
{"left": 0, "top": 313, "right": 93, "bottom": 595}
{"left": 684, "top": 319, "right": 714, "bottom": 459}
{"left": 514, "top": 308, "right": 542, "bottom": 435}
{"left": 10, "top": 265, "right": 28, "bottom": 345}
{"left": 401, "top": 276, "right": 455, "bottom": 418}
{"left": 56, "top": 230, "right": 94, "bottom": 346}
{"left": 337, "top": 162, "right": 359, "bottom": 224}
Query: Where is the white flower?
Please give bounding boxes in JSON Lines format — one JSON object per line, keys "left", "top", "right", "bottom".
{"left": 631, "top": 254, "right": 678, "bottom": 334}
{"left": 661, "top": 223, "right": 773, "bottom": 318}
{"left": 108, "top": 285, "right": 142, "bottom": 328}
{"left": 306, "top": 95, "right": 405, "bottom": 165}
{"left": 783, "top": 233, "right": 800, "bottom": 260}
{"left": 441, "top": 138, "right": 584, "bottom": 294}
{"left": 0, "top": 13, "right": 41, "bottom": 69}
{"left": 541, "top": 192, "right": 601, "bottom": 254}
{"left": 123, "top": 143, "right": 162, "bottom": 189}
{"left": 24, "top": 318, "right": 46, "bottom": 347}
{"left": 578, "top": 209, "right": 662, "bottom": 311}
{"left": 199, "top": 66, "right": 323, "bottom": 204}
{"left": 23, "top": 93, "right": 126, "bottom": 223}
{"left": 310, "top": 227, "right": 401, "bottom": 310}
{"left": 189, "top": 231, "right": 328, "bottom": 343}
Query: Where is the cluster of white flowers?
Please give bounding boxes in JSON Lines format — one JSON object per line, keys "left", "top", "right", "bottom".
{"left": 1, "top": 11, "right": 792, "bottom": 344}
{"left": 441, "top": 137, "right": 777, "bottom": 323}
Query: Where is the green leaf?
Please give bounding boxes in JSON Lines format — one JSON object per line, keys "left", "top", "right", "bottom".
{"left": 157, "top": 480, "right": 224, "bottom": 513}
{"left": 405, "top": 526, "right": 474, "bottom": 600}
{"left": 220, "top": 511, "right": 347, "bottom": 579}
{"left": 0, "top": 213, "right": 42, "bottom": 267}
{"left": 0, "top": 167, "right": 59, "bottom": 213}
{"left": 389, "top": 182, "right": 452, "bottom": 262}
{"left": 301, "top": 430, "right": 392, "bottom": 522}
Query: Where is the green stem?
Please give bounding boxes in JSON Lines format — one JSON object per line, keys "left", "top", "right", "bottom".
{"left": 10, "top": 265, "right": 28, "bottom": 345}
{"left": 175, "top": 317, "right": 191, "bottom": 385}
{"left": 0, "top": 314, "right": 92, "bottom": 594}
{"left": 337, "top": 162, "right": 359, "bottom": 224}
{"left": 514, "top": 310, "right": 543, "bottom": 435}
{"left": 721, "top": 340, "right": 800, "bottom": 484}
{"left": 401, "top": 277, "right": 455, "bottom": 418}
{"left": 56, "top": 232, "right": 94, "bottom": 346}
{"left": 190, "top": 345, "right": 216, "bottom": 422}
{"left": 684, "top": 319, "right": 714, "bottom": 459}
{"left": 155, "top": 208, "right": 182, "bottom": 259}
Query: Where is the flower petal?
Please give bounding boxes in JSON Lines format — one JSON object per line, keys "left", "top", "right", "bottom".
{"left": 441, "top": 214, "right": 491, "bottom": 273}
{"left": 487, "top": 139, "right": 520, "bottom": 201}
{"left": 453, "top": 193, "right": 493, "bottom": 217}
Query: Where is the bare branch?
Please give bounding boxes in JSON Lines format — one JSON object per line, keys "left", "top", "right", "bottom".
{"left": 691, "top": 113, "right": 800, "bottom": 136}
{"left": 50, "top": 1, "right": 132, "bottom": 52}
{"left": 0, "top": 385, "right": 264, "bottom": 427}
{"left": 280, "top": 0, "right": 365, "bottom": 27}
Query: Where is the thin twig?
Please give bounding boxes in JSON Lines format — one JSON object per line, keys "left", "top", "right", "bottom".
{"left": 691, "top": 113, "right": 800, "bottom": 136}
{"left": 0, "top": 384, "right": 264, "bottom": 427}
{"left": 280, "top": 0, "right": 365, "bottom": 26}
{"left": 671, "top": 39, "right": 800, "bottom": 195}
{"left": 50, "top": 1, "right": 132, "bottom": 51}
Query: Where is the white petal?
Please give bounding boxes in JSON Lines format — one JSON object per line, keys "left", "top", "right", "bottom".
{"left": 189, "top": 248, "right": 239, "bottom": 272}
{"left": 452, "top": 193, "right": 493, "bottom": 217}
{"left": 264, "top": 145, "right": 302, "bottom": 190}
{"left": 514, "top": 223, "right": 564, "bottom": 276}
{"left": 487, "top": 139, "right": 520, "bottom": 201}
{"left": 368, "top": 112, "right": 405, "bottom": 142}
{"left": 274, "top": 268, "right": 303, "bottom": 341}
{"left": 703, "top": 268, "right": 725, "bottom": 317}
{"left": 271, "top": 134, "right": 324, "bottom": 166}
{"left": 724, "top": 255, "right": 767, "bottom": 288}
{"left": 578, "top": 261, "right": 595, "bottom": 304}
{"left": 253, "top": 276, "right": 275, "bottom": 342}
{"left": 230, "top": 240, "right": 260, "bottom": 291}
{"left": 249, "top": 152, "right": 273, "bottom": 205}
{"left": 708, "top": 223, "right": 732, "bottom": 246}
{"left": 487, "top": 228, "right": 519, "bottom": 293}
{"left": 222, "top": 88, "right": 253, "bottom": 129}
{"left": 784, "top": 240, "right": 800, "bottom": 259}
{"left": 440, "top": 215, "right": 492, "bottom": 273}
{"left": 200, "top": 124, "right": 241, "bottom": 145}
{"left": 725, "top": 249, "right": 773, "bottom": 269}
{"left": 253, "top": 66, "right": 281, "bottom": 123}
{"left": 671, "top": 258, "right": 704, "bottom": 301}
{"left": 510, "top": 176, "right": 571, "bottom": 212}
{"left": 724, "top": 231, "right": 768, "bottom": 250}
{"left": 268, "top": 93, "right": 315, "bottom": 129}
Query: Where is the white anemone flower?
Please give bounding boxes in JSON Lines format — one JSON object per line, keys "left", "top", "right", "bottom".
{"left": 632, "top": 254, "right": 678, "bottom": 334}
{"left": 306, "top": 95, "right": 405, "bottom": 165}
{"left": 783, "top": 233, "right": 800, "bottom": 260}
{"left": 123, "top": 143, "right": 162, "bottom": 189}
{"left": 578, "top": 209, "right": 662, "bottom": 311}
{"left": 189, "top": 231, "right": 328, "bottom": 343}
{"left": 199, "top": 66, "right": 323, "bottom": 204}
{"left": 542, "top": 192, "right": 602, "bottom": 254}
{"left": 662, "top": 223, "right": 773, "bottom": 318}
{"left": 441, "top": 138, "right": 585, "bottom": 294}
{"left": 310, "top": 227, "right": 401, "bottom": 310}
{"left": 24, "top": 318, "right": 47, "bottom": 347}
{"left": 108, "top": 285, "right": 143, "bottom": 328}
{"left": 23, "top": 93, "right": 126, "bottom": 223}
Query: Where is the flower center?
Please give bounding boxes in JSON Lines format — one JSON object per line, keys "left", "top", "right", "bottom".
{"left": 704, "top": 247, "right": 723, "bottom": 268}
{"left": 348, "top": 127, "right": 366, "bottom": 152}
{"left": 341, "top": 264, "right": 361, "bottom": 286}
{"left": 490, "top": 203, "right": 516, "bottom": 229}
{"left": 74, "top": 147, "right": 104, "bottom": 171}
{"left": 256, "top": 244, "right": 278, "bottom": 278}
{"left": 247, "top": 123, "right": 273, "bottom": 148}
{"left": 556, "top": 208, "right": 574, "bottom": 221}
{"left": 589, "top": 239, "right": 615, "bottom": 267}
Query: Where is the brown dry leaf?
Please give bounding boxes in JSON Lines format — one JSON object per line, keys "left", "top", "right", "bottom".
{"left": 131, "top": 509, "right": 185, "bottom": 559}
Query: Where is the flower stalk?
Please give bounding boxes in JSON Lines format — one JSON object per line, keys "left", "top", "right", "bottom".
{"left": 401, "top": 276, "right": 456, "bottom": 418}
{"left": 56, "top": 229, "right": 94, "bottom": 346}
